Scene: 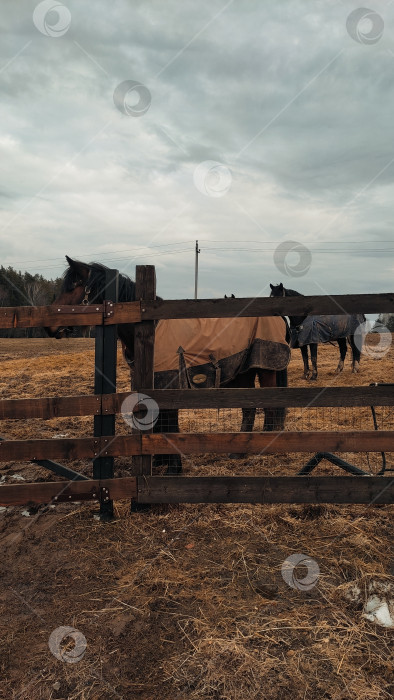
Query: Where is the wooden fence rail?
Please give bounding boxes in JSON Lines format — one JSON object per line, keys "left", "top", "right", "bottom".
{"left": 1, "top": 292, "right": 393, "bottom": 329}
{"left": 0, "top": 385, "right": 393, "bottom": 420}
{"left": 0, "top": 476, "right": 393, "bottom": 508}
{"left": 0, "top": 431, "right": 392, "bottom": 462}
{"left": 140, "top": 293, "right": 394, "bottom": 320}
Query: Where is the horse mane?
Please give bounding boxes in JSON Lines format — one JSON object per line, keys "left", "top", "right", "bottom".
{"left": 282, "top": 287, "right": 303, "bottom": 297}
{"left": 62, "top": 261, "right": 136, "bottom": 302}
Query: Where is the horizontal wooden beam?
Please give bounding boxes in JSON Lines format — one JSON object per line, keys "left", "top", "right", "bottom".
{"left": 0, "top": 436, "right": 141, "bottom": 461}
{"left": 0, "top": 431, "right": 392, "bottom": 462}
{"left": 1, "top": 385, "right": 393, "bottom": 420}
{"left": 2, "top": 431, "right": 389, "bottom": 461}
{"left": 142, "top": 293, "right": 394, "bottom": 319}
{"left": 110, "top": 385, "right": 394, "bottom": 411}
{"left": 0, "top": 395, "right": 102, "bottom": 420}
{"left": 139, "top": 431, "right": 394, "bottom": 456}
{"left": 0, "top": 293, "right": 392, "bottom": 329}
{"left": 0, "top": 302, "right": 141, "bottom": 329}
{"left": 105, "top": 302, "right": 141, "bottom": 324}
{"left": 1, "top": 475, "right": 392, "bottom": 507}
{"left": 137, "top": 476, "right": 394, "bottom": 504}
{"left": 0, "top": 305, "right": 104, "bottom": 330}
{"left": 0, "top": 477, "right": 137, "bottom": 507}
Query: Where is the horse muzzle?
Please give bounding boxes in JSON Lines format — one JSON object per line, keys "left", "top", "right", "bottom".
{"left": 45, "top": 326, "right": 74, "bottom": 339}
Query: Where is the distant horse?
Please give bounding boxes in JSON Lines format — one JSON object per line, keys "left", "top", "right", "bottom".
{"left": 269, "top": 283, "right": 365, "bottom": 381}
{"left": 46, "top": 257, "right": 290, "bottom": 472}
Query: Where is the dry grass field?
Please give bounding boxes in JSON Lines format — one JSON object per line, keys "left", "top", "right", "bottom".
{"left": 0, "top": 336, "right": 393, "bottom": 699}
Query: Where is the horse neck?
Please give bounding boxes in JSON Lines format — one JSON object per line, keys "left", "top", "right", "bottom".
{"left": 106, "top": 275, "right": 160, "bottom": 359}
{"left": 282, "top": 288, "right": 307, "bottom": 328}
{"left": 115, "top": 276, "right": 136, "bottom": 356}
{"left": 117, "top": 323, "right": 134, "bottom": 357}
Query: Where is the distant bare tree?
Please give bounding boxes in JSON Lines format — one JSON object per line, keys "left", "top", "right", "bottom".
{"left": 25, "top": 281, "right": 48, "bottom": 306}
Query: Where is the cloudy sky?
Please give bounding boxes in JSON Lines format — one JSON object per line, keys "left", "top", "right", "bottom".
{"left": 1, "top": 0, "right": 393, "bottom": 300}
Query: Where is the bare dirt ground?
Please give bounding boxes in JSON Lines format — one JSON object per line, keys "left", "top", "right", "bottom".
{"left": 0, "top": 337, "right": 393, "bottom": 699}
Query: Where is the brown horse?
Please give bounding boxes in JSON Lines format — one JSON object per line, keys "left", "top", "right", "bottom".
{"left": 46, "top": 257, "right": 290, "bottom": 472}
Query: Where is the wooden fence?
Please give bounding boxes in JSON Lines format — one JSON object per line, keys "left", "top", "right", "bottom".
{"left": 0, "top": 266, "right": 393, "bottom": 515}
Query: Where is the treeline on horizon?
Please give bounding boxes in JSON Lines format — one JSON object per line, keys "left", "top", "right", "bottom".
{"left": 0, "top": 265, "right": 89, "bottom": 338}
{"left": 0, "top": 264, "right": 393, "bottom": 338}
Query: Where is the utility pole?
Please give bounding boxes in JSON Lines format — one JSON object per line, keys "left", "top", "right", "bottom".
{"left": 194, "top": 240, "right": 200, "bottom": 299}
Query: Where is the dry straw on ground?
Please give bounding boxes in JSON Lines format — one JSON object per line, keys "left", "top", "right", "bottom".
{"left": 0, "top": 337, "right": 393, "bottom": 699}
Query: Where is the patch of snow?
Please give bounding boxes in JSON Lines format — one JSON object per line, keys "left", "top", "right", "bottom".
{"left": 346, "top": 579, "right": 394, "bottom": 629}
{"left": 363, "top": 596, "right": 394, "bottom": 628}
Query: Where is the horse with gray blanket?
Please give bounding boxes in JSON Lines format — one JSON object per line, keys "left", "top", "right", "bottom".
{"left": 270, "top": 283, "right": 365, "bottom": 380}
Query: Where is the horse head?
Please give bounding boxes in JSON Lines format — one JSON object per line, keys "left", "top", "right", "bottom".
{"left": 269, "top": 283, "right": 285, "bottom": 297}
{"left": 45, "top": 256, "right": 136, "bottom": 342}
{"left": 44, "top": 257, "right": 92, "bottom": 338}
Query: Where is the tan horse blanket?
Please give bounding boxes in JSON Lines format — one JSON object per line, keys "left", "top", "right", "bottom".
{"left": 153, "top": 316, "right": 290, "bottom": 389}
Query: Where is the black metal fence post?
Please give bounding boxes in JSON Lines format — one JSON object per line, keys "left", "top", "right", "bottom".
{"left": 93, "top": 268, "right": 118, "bottom": 520}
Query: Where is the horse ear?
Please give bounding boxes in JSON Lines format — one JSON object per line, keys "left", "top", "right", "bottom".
{"left": 269, "top": 283, "right": 274, "bottom": 290}
{"left": 65, "top": 256, "right": 90, "bottom": 280}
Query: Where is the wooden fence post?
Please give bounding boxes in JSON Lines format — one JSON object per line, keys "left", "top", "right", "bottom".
{"left": 93, "top": 268, "right": 118, "bottom": 520}
{"left": 132, "top": 266, "right": 156, "bottom": 506}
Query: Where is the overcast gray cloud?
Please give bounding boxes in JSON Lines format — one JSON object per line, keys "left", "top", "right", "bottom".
{"left": 0, "top": 0, "right": 393, "bottom": 299}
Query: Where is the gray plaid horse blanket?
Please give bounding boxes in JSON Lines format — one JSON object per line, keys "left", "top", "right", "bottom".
{"left": 291, "top": 314, "right": 365, "bottom": 348}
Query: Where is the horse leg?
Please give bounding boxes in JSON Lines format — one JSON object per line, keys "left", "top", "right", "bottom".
{"left": 336, "top": 337, "right": 347, "bottom": 373}
{"left": 270, "top": 367, "right": 287, "bottom": 431}
{"left": 349, "top": 335, "right": 361, "bottom": 373}
{"left": 153, "top": 408, "right": 182, "bottom": 475}
{"left": 310, "top": 343, "right": 318, "bottom": 380}
{"left": 259, "top": 369, "right": 286, "bottom": 430}
{"left": 229, "top": 371, "right": 256, "bottom": 458}
{"left": 301, "top": 345, "right": 311, "bottom": 379}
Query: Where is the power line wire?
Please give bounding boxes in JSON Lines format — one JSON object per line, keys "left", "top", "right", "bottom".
{"left": 4, "top": 241, "right": 194, "bottom": 265}
{"left": 4, "top": 239, "right": 394, "bottom": 266}
{"left": 20, "top": 248, "right": 193, "bottom": 271}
